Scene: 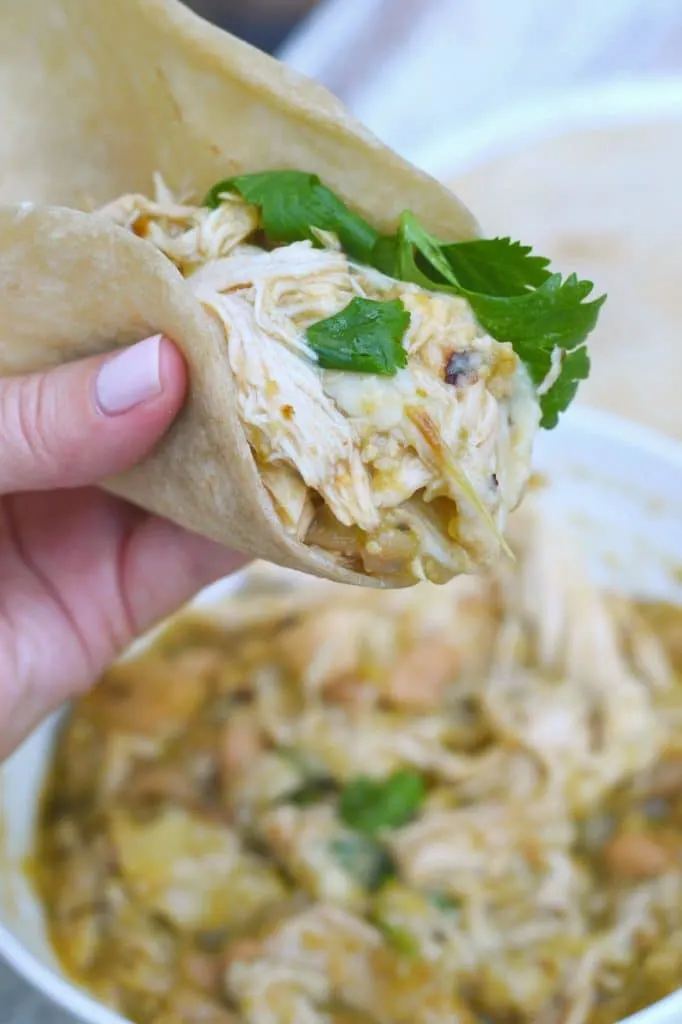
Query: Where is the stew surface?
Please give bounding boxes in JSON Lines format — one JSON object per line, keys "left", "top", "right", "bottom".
{"left": 34, "top": 504, "right": 682, "bottom": 1024}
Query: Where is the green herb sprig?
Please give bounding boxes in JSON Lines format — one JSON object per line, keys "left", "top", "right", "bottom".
{"left": 306, "top": 297, "right": 410, "bottom": 376}
{"left": 205, "top": 170, "right": 605, "bottom": 427}
{"left": 338, "top": 769, "right": 426, "bottom": 835}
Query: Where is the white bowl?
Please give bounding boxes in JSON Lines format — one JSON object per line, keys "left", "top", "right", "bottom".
{"left": 2, "top": 405, "right": 682, "bottom": 1024}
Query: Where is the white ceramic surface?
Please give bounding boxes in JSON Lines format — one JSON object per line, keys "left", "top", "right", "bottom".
{"left": 2, "top": 406, "right": 682, "bottom": 1024}
{"left": 412, "top": 72, "right": 682, "bottom": 181}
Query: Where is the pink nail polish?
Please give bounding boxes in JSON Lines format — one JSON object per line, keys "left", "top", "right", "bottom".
{"left": 96, "top": 335, "right": 163, "bottom": 415}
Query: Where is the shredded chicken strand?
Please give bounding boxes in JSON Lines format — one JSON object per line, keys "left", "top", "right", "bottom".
{"left": 35, "top": 501, "right": 682, "bottom": 1024}
{"left": 99, "top": 176, "right": 540, "bottom": 583}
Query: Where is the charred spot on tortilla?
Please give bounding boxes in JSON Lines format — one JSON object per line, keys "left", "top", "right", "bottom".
{"left": 100, "top": 170, "right": 604, "bottom": 585}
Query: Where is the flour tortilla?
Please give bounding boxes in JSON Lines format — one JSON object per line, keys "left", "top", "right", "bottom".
{"left": 0, "top": 0, "right": 480, "bottom": 587}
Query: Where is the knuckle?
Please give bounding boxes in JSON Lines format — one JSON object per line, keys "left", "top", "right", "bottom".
{"left": 2, "top": 373, "right": 56, "bottom": 479}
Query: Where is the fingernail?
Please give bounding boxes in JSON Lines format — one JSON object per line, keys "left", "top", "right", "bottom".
{"left": 96, "top": 335, "right": 163, "bottom": 416}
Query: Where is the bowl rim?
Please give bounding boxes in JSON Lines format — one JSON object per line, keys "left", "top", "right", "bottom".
{"left": 412, "top": 71, "right": 682, "bottom": 178}
{"left": 0, "top": 925, "right": 128, "bottom": 1024}
{"left": 4, "top": 403, "right": 682, "bottom": 1024}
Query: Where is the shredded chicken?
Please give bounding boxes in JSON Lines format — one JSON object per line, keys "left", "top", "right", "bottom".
{"left": 98, "top": 176, "right": 540, "bottom": 583}
{"left": 35, "top": 500, "right": 682, "bottom": 1024}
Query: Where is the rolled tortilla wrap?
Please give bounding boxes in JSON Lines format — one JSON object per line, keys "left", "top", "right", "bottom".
{"left": 0, "top": 0, "right": 540, "bottom": 587}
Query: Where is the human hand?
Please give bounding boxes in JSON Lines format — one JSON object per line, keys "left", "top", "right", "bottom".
{"left": 0, "top": 334, "right": 247, "bottom": 761}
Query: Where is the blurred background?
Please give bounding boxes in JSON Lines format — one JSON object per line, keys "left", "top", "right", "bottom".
{"left": 186, "top": 0, "right": 682, "bottom": 153}
{"left": 185, "top": 0, "right": 319, "bottom": 55}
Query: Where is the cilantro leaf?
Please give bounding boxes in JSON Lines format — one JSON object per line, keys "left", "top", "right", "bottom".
{"left": 204, "top": 170, "right": 379, "bottom": 263}
{"left": 397, "top": 212, "right": 459, "bottom": 286}
{"left": 339, "top": 769, "right": 425, "bottom": 835}
{"left": 306, "top": 297, "right": 410, "bottom": 376}
{"left": 375, "top": 212, "right": 604, "bottom": 428}
{"left": 331, "top": 835, "right": 396, "bottom": 891}
{"left": 373, "top": 213, "right": 457, "bottom": 289}
{"left": 538, "top": 345, "right": 591, "bottom": 430}
{"left": 441, "top": 237, "right": 552, "bottom": 296}
{"left": 467, "top": 275, "right": 601, "bottom": 428}
{"left": 205, "top": 172, "right": 603, "bottom": 423}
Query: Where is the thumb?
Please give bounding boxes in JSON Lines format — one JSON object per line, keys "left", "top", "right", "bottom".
{"left": 0, "top": 334, "right": 187, "bottom": 494}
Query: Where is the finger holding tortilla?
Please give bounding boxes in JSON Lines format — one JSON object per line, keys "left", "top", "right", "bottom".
{"left": 0, "top": 335, "right": 187, "bottom": 493}
{"left": 0, "top": 0, "right": 604, "bottom": 587}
